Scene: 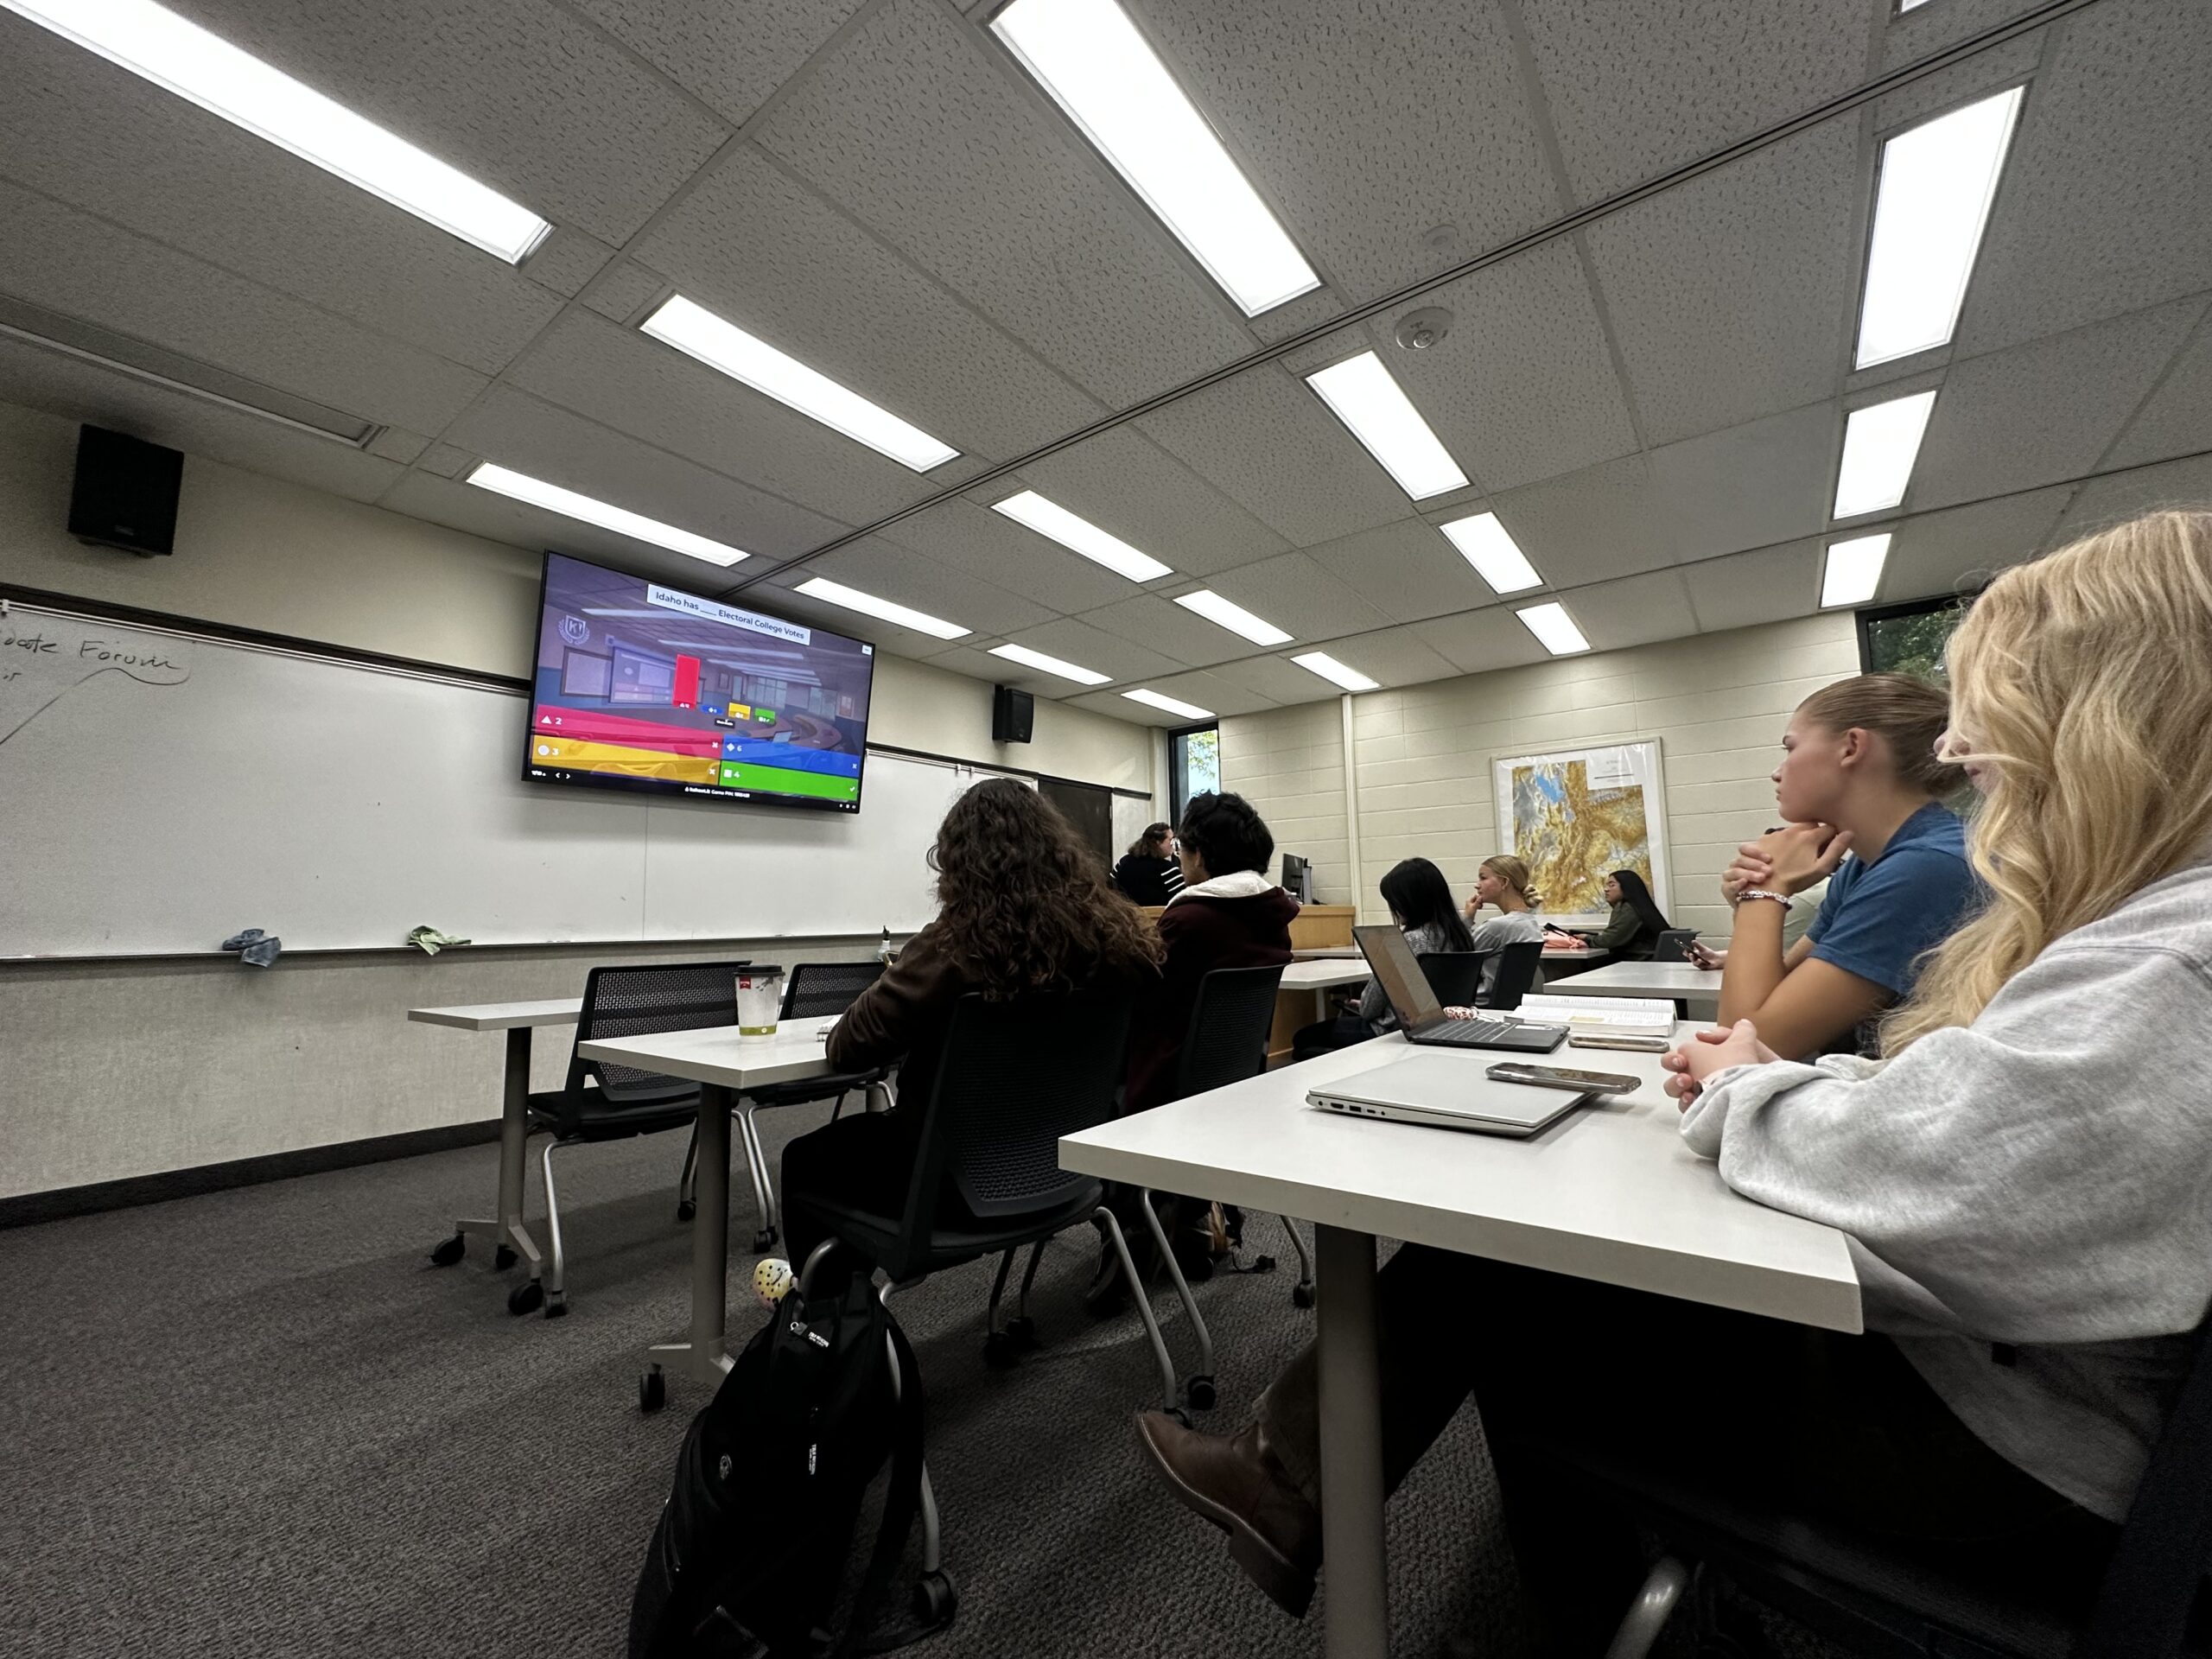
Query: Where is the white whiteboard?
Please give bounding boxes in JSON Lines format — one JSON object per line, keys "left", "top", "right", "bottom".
{"left": 0, "top": 607, "right": 1017, "bottom": 956}
{"left": 1111, "top": 792, "right": 1160, "bottom": 861}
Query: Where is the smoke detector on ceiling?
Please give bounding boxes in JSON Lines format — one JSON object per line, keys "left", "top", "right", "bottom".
{"left": 1394, "top": 307, "right": 1454, "bottom": 351}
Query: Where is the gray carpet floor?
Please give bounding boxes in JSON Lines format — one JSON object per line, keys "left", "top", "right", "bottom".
{"left": 0, "top": 1106, "right": 1843, "bottom": 1658}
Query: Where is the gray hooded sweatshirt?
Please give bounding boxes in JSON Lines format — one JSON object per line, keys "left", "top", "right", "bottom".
{"left": 1679, "top": 856, "right": 2212, "bottom": 1522}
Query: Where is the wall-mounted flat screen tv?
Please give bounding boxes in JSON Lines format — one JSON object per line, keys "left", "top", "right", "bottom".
{"left": 524, "top": 552, "right": 876, "bottom": 813}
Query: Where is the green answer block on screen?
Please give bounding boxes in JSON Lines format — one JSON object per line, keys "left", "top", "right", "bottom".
{"left": 718, "top": 760, "right": 858, "bottom": 800}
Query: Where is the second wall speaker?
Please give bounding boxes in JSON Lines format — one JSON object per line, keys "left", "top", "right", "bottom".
{"left": 69, "top": 425, "right": 184, "bottom": 556}
{"left": 992, "top": 684, "right": 1034, "bottom": 744}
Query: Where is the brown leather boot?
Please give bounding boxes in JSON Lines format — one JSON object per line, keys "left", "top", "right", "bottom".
{"left": 1135, "top": 1410, "right": 1322, "bottom": 1617}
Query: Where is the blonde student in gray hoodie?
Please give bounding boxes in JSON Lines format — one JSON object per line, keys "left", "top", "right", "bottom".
{"left": 1134, "top": 510, "right": 2212, "bottom": 1647}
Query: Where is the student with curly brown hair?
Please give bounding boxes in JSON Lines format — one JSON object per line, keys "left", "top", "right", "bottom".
{"left": 779, "top": 778, "right": 1164, "bottom": 1268}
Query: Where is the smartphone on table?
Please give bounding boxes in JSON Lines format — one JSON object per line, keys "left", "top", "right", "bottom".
{"left": 1568, "top": 1033, "right": 1671, "bottom": 1052}
{"left": 1485, "top": 1061, "right": 1640, "bottom": 1096}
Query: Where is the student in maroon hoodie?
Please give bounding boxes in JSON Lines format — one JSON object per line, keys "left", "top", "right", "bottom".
{"left": 1092, "top": 792, "right": 1299, "bottom": 1309}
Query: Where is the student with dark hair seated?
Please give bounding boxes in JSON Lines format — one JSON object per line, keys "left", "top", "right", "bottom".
{"left": 1292, "top": 857, "right": 1471, "bottom": 1058}
{"left": 1571, "top": 868, "right": 1671, "bottom": 962}
{"left": 1112, "top": 822, "right": 1185, "bottom": 906}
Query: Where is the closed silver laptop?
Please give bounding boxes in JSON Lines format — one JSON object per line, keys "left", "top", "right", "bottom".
{"left": 1306, "top": 1051, "right": 1590, "bottom": 1137}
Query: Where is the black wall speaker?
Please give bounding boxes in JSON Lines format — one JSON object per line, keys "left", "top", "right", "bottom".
{"left": 992, "top": 684, "right": 1034, "bottom": 744}
{"left": 69, "top": 425, "right": 183, "bottom": 556}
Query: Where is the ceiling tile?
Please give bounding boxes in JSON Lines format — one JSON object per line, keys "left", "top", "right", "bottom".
{"left": 1408, "top": 606, "right": 1552, "bottom": 677}
{"left": 569, "top": 0, "right": 868, "bottom": 127}
{"left": 885, "top": 497, "right": 1141, "bottom": 617}
{"left": 1581, "top": 120, "right": 1862, "bottom": 445}
{"left": 1073, "top": 668, "right": 1277, "bottom": 721}
{"left": 1310, "top": 624, "right": 1461, "bottom": 690}
{"left": 1002, "top": 426, "right": 1290, "bottom": 577}
{"left": 2107, "top": 309, "right": 2212, "bottom": 469}
{"left": 1198, "top": 551, "right": 1396, "bottom": 645}
{"left": 2056, "top": 454, "right": 2212, "bottom": 550}
{"left": 1491, "top": 452, "right": 1680, "bottom": 588}
{"left": 366, "top": 427, "right": 430, "bottom": 466}
{"left": 753, "top": 0, "right": 1252, "bottom": 407}
{"left": 757, "top": 572, "right": 988, "bottom": 664}
{"left": 159, "top": 0, "right": 732, "bottom": 245}
{"left": 1681, "top": 538, "right": 1823, "bottom": 633}
{"left": 505, "top": 309, "right": 930, "bottom": 524}
{"left": 1955, "top": 0, "right": 2212, "bottom": 357}
{"left": 1881, "top": 0, "right": 2050, "bottom": 70}
{"left": 1210, "top": 652, "right": 1349, "bottom": 705}
{"left": 635, "top": 146, "right": 1104, "bottom": 462}
{"left": 417, "top": 443, "right": 474, "bottom": 479}
{"left": 1128, "top": 0, "right": 1560, "bottom": 302}
{"left": 1367, "top": 239, "right": 1638, "bottom": 493}
{"left": 1650, "top": 402, "right": 1835, "bottom": 561}
{"left": 1871, "top": 24, "right": 2044, "bottom": 130}
{"left": 1305, "top": 517, "right": 1503, "bottom": 625}
{"left": 521, "top": 226, "right": 616, "bottom": 299}
{"left": 1134, "top": 364, "right": 1416, "bottom": 545}
{"left": 1076, "top": 593, "right": 1256, "bottom": 669}
{"left": 1566, "top": 569, "right": 1700, "bottom": 652}
{"left": 1883, "top": 486, "right": 2072, "bottom": 602}
{"left": 1912, "top": 295, "right": 2207, "bottom": 511}
{"left": 582, "top": 260, "right": 672, "bottom": 326}
{"left": 442, "top": 385, "right": 850, "bottom": 563}
{"left": 1518, "top": 0, "right": 1875, "bottom": 204}
{"left": 799, "top": 536, "right": 1058, "bottom": 639}
{"left": 1001, "top": 616, "right": 1183, "bottom": 685}
{"left": 0, "top": 180, "right": 487, "bottom": 435}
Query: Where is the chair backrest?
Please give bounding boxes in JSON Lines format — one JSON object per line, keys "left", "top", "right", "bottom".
{"left": 780, "top": 959, "right": 886, "bottom": 1020}
{"left": 1487, "top": 942, "right": 1545, "bottom": 1010}
{"left": 1651, "top": 928, "right": 1697, "bottom": 963}
{"left": 903, "top": 989, "right": 1135, "bottom": 1229}
{"left": 1417, "top": 951, "right": 1489, "bottom": 1009}
{"left": 1171, "top": 964, "right": 1288, "bottom": 1101}
{"left": 569, "top": 961, "right": 748, "bottom": 1103}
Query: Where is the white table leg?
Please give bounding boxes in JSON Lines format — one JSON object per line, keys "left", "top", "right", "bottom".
{"left": 456, "top": 1027, "right": 541, "bottom": 1275}
{"left": 1315, "top": 1224, "right": 1389, "bottom": 1658}
{"left": 1313, "top": 987, "right": 1330, "bottom": 1026}
{"left": 649, "top": 1082, "right": 734, "bottom": 1386}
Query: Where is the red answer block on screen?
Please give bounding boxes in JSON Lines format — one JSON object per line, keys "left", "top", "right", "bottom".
{"left": 673, "top": 654, "right": 700, "bottom": 710}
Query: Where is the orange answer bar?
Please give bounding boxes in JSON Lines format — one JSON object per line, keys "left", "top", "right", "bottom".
{"left": 530, "top": 735, "right": 718, "bottom": 785}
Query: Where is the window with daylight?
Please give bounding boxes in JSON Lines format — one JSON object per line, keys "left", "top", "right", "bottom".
{"left": 1170, "top": 725, "right": 1220, "bottom": 823}
{"left": 1858, "top": 594, "right": 1967, "bottom": 683}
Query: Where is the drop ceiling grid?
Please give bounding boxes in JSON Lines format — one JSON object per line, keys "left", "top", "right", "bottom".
{"left": 997, "top": 425, "right": 1294, "bottom": 577}
{"left": 2105, "top": 306, "right": 2212, "bottom": 469}
{"left": 1071, "top": 592, "right": 1275, "bottom": 669}
{"left": 1878, "top": 486, "right": 2075, "bottom": 601}
{"left": 797, "top": 533, "right": 1062, "bottom": 639}
{"left": 1489, "top": 450, "right": 1681, "bottom": 588}
{"left": 749, "top": 0, "right": 1258, "bottom": 410}
{"left": 879, "top": 496, "right": 1146, "bottom": 618}
{"left": 1302, "top": 517, "right": 1512, "bottom": 626}
{"left": 565, "top": 0, "right": 874, "bottom": 130}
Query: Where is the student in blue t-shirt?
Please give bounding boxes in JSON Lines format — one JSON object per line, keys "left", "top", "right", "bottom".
{"left": 1698, "top": 675, "right": 1977, "bottom": 1058}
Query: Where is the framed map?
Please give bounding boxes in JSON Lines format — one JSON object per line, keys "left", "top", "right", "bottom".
{"left": 1491, "top": 740, "right": 1670, "bottom": 926}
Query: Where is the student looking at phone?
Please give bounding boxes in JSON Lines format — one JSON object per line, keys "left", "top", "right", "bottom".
{"left": 1713, "top": 674, "right": 1976, "bottom": 1058}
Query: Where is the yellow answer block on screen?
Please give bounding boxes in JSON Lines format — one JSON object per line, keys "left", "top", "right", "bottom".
{"left": 532, "top": 736, "right": 717, "bottom": 784}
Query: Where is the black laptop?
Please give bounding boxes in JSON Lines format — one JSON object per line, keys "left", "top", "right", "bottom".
{"left": 1351, "top": 925, "right": 1567, "bottom": 1053}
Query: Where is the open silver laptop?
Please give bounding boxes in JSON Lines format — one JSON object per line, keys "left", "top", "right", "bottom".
{"left": 1306, "top": 1051, "right": 1591, "bottom": 1137}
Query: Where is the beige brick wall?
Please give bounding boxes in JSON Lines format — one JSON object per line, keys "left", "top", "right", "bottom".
{"left": 1218, "top": 613, "right": 1862, "bottom": 938}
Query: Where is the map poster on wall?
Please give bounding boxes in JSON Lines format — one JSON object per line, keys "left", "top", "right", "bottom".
{"left": 1491, "top": 740, "right": 1671, "bottom": 926}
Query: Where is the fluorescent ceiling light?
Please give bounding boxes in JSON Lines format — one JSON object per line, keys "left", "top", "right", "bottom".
{"left": 1899, "top": 0, "right": 1935, "bottom": 11}
{"left": 991, "top": 490, "right": 1171, "bottom": 582}
{"left": 467, "top": 463, "right": 748, "bottom": 567}
{"left": 792, "top": 576, "right": 969, "bottom": 640}
{"left": 1439, "top": 511, "right": 1541, "bottom": 594}
{"left": 1516, "top": 601, "right": 1590, "bottom": 656}
{"left": 990, "top": 642, "right": 1111, "bottom": 686}
{"left": 640, "top": 295, "right": 958, "bottom": 472}
{"left": 1173, "top": 589, "right": 1293, "bottom": 646}
{"left": 1, "top": 0, "right": 550, "bottom": 263}
{"left": 1304, "top": 353, "right": 1469, "bottom": 499}
{"left": 1291, "top": 651, "right": 1378, "bottom": 692}
{"left": 1821, "top": 533, "right": 1892, "bottom": 609}
{"left": 1855, "top": 86, "right": 2024, "bottom": 368}
{"left": 1123, "top": 688, "right": 1213, "bottom": 721}
{"left": 990, "top": 0, "right": 1317, "bottom": 315}
{"left": 1833, "top": 390, "right": 1937, "bottom": 518}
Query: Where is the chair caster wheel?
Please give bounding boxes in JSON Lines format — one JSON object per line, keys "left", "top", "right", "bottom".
{"left": 507, "top": 1280, "right": 543, "bottom": 1316}
{"left": 1291, "top": 1282, "right": 1315, "bottom": 1309}
{"left": 1005, "top": 1315, "right": 1039, "bottom": 1351}
{"left": 1186, "top": 1375, "right": 1217, "bottom": 1412}
{"left": 639, "top": 1364, "right": 666, "bottom": 1414}
{"left": 543, "top": 1291, "right": 568, "bottom": 1319}
{"left": 429, "top": 1233, "right": 465, "bottom": 1268}
{"left": 677, "top": 1200, "right": 696, "bottom": 1222}
{"left": 752, "top": 1229, "right": 778, "bottom": 1253}
{"left": 911, "top": 1569, "right": 957, "bottom": 1628}
{"left": 493, "top": 1244, "right": 517, "bottom": 1270}
{"left": 982, "top": 1331, "right": 1020, "bottom": 1370}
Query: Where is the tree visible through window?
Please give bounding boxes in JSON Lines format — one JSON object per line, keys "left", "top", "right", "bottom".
{"left": 1859, "top": 597, "right": 1967, "bottom": 683}
{"left": 1171, "top": 725, "right": 1219, "bottom": 822}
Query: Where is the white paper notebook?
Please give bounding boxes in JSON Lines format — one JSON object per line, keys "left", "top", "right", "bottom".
{"left": 1511, "top": 994, "right": 1675, "bottom": 1037}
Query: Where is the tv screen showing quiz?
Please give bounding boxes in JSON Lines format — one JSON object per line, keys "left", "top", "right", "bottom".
{"left": 524, "top": 552, "right": 876, "bottom": 813}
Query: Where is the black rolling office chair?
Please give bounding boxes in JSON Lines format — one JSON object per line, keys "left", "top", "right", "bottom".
{"left": 512, "top": 961, "right": 750, "bottom": 1319}
{"left": 1568, "top": 1308, "right": 2212, "bottom": 1658}
{"left": 674, "top": 959, "right": 889, "bottom": 1250}
{"left": 1167, "top": 963, "right": 1316, "bottom": 1309}
{"left": 783, "top": 989, "right": 1212, "bottom": 1632}
{"left": 1418, "top": 950, "right": 1490, "bottom": 1009}
{"left": 1483, "top": 941, "right": 1546, "bottom": 1010}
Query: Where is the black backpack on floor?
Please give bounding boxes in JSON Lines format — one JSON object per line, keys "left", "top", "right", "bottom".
{"left": 628, "top": 1278, "right": 925, "bottom": 1659}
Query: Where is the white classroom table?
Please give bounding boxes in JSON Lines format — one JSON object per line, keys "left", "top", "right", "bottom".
{"left": 1059, "top": 1027, "right": 1859, "bottom": 1659}
{"left": 1280, "top": 957, "right": 1372, "bottom": 1022}
{"left": 575, "top": 1018, "right": 842, "bottom": 1389}
{"left": 1538, "top": 960, "right": 1726, "bottom": 1015}
{"left": 409, "top": 998, "right": 584, "bottom": 1286}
